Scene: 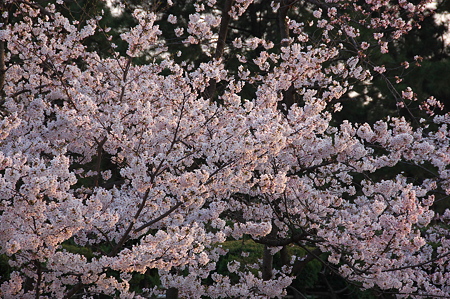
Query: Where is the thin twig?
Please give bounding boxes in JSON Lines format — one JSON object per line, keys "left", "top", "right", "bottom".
{"left": 134, "top": 201, "right": 183, "bottom": 233}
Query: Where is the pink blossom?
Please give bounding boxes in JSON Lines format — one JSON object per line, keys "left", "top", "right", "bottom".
{"left": 1, "top": 0, "right": 449, "bottom": 298}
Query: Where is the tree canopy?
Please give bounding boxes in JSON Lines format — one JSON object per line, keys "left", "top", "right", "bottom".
{"left": 0, "top": 0, "right": 450, "bottom": 298}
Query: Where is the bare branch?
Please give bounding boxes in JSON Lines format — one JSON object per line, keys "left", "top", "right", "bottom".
{"left": 205, "top": 0, "right": 234, "bottom": 100}
{"left": 133, "top": 201, "right": 183, "bottom": 233}
{"left": 16, "top": 0, "right": 54, "bottom": 20}
{"left": 109, "top": 188, "right": 151, "bottom": 257}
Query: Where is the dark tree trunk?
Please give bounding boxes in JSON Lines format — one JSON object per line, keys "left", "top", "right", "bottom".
{"left": 262, "top": 245, "right": 274, "bottom": 280}
{"left": 205, "top": 0, "right": 234, "bottom": 100}
{"left": 277, "top": 0, "right": 296, "bottom": 112}
{"left": 166, "top": 287, "right": 179, "bottom": 299}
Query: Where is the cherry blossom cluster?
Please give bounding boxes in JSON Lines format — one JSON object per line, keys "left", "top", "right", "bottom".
{"left": 0, "top": 0, "right": 449, "bottom": 298}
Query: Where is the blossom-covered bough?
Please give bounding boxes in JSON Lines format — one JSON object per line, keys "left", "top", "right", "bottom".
{"left": 0, "top": 0, "right": 449, "bottom": 298}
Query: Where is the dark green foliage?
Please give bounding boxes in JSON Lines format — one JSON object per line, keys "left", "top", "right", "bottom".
{"left": 0, "top": 254, "right": 12, "bottom": 281}
{"left": 216, "top": 239, "right": 264, "bottom": 283}
{"left": 129, "top": 269, "right": 160, "bottom": 293}
{"left": 61, "top": 239, "right": 95, "bottom": 261}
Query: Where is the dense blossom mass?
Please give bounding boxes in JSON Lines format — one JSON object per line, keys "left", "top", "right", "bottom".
{"left": 0, "top": 0, "right": 449, "bottom": 298}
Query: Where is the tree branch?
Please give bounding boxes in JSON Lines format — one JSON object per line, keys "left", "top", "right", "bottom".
{"left": 205, "top": 0, "right": 234, "bottom": 100}
{"left": 133, "top": 201, "right": 183, "bottom": 233}
{"left": 253, "top": 232, "right": 307, "bottom": 247}
{"left": 0, "top": 41, "right": 5, "bottom": 96}
{"left": 108, "top": 188, "right": 151, "bottom": 257}
{"left": 277, "top": 0, "right": 296, "bottom": 112}
{"left": 94, "top": 136, "right": 107, "bottom": 187}
{"left": 16, "top": 0, "right": 54, "bottom": 20}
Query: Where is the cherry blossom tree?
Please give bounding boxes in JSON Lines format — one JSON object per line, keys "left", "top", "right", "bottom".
{"left": 0, "top": 0, "right": 449, "bottom": 298}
